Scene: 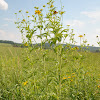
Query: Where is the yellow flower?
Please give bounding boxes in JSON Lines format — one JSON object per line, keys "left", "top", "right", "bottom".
{"left": 72, "top": 76, "right": 75, "bottom": 77}
{"left": 70, "top": 80, "right": 73, "bottom": 82}
{"left": 43, "top": 5, "right": 46, "bottom": 7}
{"left": 50, "top": 5, "right": 54, "bottom": 8}
{"left": 67, "top": 25, "right": 70, "bottom": 27}
{"left": 98, "top": 85, "right": 100, "bottom": 88}
{"left": 87, "top": 44, "right": 89, "bottom": 46}
{"left": 72, "top": 73, "right": 75, "bottom": 74}
{"left": 40, "top": 9, "right": 43, "bottom": 11}
{"left": 22, "top": 19, "right": 25, "bottom": 22}
{"left": 35, "top": 10, "right": 41, "bottom": 15}
{"left": 19, "top": 10, "right": 22, "bottom": 13}
{"left": 78, "top": 35, "right": 83, "bottom": 38}
{"left": 68, "top": 77, "right": 71, "bottom": 78}
{"left": 71, "top": 48, "right": 74, "bottom": 50}
{"left": 63, "top": 77, "right": 67, "bottom": 80}
{"left": 24, "top": 43, "right": 28, "bottom": 46}
{"left": 75, "top": 46, "right": 79, "bottom": 50}
{"left": 34, "top": 7, "right": 39, "bottom": 9}
{"left": 21, "top": 89, "right": 23, "bottom": 91}
{"left": 23, "top": 81, "right": 28, "bottom": 86}
{"left": 32, "top": 15, "right": 34, "bottom": 17}
{"left": 26, "top": 11, "right": 29, "bottom": 13}
{"left": 60, "top": 11, "right": 64, "bottom": 15}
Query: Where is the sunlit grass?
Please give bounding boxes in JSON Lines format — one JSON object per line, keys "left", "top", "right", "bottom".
{"left": 0, "top": 44, "right": 100, "bottom": 99}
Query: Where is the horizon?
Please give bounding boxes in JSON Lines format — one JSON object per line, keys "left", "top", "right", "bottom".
{"left": 0, "top": 39, "right": 100, "bottom": 48}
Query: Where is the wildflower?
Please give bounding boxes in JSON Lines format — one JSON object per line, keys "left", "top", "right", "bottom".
{"left": 43, "top": 5, "right": 46, "bottom": 7}
{"left": 23, "top": 81, "right": 28, "bottom": 86}
{"left": 96, "top": 36, "right": 98, "bottom": 38}
{"left": 71, "top": 48, "right": 74, "bottom": 50}
{"left": 19, "top": 10, "right": 22, "bottom": 13}
{"left": 67, "top": 25, "right": 70, "bottom": 27}
{"left": 86, "top": 72, "right": 88, "bottom": 75}
{"left": 53, "top": 11, "right": 58, "bottom": 14}
{"left": 32, "top": 15, "right": 34, "bottom": 17}
{"left": 63, "top": 77, "right": 67, "bottom": 80}
{"left": 35, "top": 10, "right": 41, "bottom": 15}
{"left": 72, "top": 73, "right": 75, "bottom": 74}
{"left": 68, "top": 77, "right": 71, "bottom": 78}
{"left": 24, "top": 43, "right": 28, "bottom": 46}
{"left": 21, "top": 89, "right": 23, "bottom": 91}
{"left": 40, "top": 9, "right": 43, "bottom": 11}
{"left": 75, "top": 46, "right": 79, "bottom": 50}
{"left": 70, "top": 80, "right": 73, "bottom": 82}
{"left": 28, "top": 16, "right": 30, "bottom": 18}
{"left": 34, "top": 7, "right": 39, "bottom": 9}
{"left": 87, "top": 44, "right": 89, "bottom": 46}
{"left": 78, "top": 35, "right": 83, "bottom": 38}
{"left": 60, "top": 11, "right": 64, "bottom": 15}
{"left": 22, "top": 19, "right": 25, "bottom": 22}
{"left": 50, "top": 5, "right": 54, "bottom": 8}
{"left": 98, "top": 85, "right": 100, "bottom": 88}
{"left": 26, "top": 11, "right": 29, "bottom": 13}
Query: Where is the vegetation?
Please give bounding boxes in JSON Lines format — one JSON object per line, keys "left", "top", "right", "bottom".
{"left": 0, "top": 0, "right": 100, "bottom": 99}
{"left": 0, "top": 44, "right": 100, "bottom": 100}
{"left": 0, "top": 40, "right": 100, "bottom": 52}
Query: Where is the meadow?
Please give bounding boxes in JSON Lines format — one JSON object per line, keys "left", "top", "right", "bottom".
{"left": 0, "top": 43, "right": 100, "bottom": 100}
{"left": 0, "top": 0, "right": 100, "bottom": 99}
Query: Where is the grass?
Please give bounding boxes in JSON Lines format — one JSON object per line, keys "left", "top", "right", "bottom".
{"left": 0, "top": 43, "right": 100, "bottom": 100}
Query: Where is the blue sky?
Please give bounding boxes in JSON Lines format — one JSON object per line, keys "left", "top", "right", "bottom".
{"left": 0, "top": 0, "right": 100, "bottom": 46}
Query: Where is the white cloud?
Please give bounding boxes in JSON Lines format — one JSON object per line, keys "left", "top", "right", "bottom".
{"left": 88, "top": 20, "right": 97, "bottom": 24}
{"left": 0, "top": 29, "right": 22, "bottom": 43}
{"left": 0, "top": 0, "right": 8, "bottom": 10}
{"left": 4, "top": 18, "right": 14, "bottom": 21}
{"left": 81, "top": 11, "right": 100, "bottom": 20}
{"left": 65, "top": 20, "right": 84, "bottom": 28}
{"left": 96, "top": 29, "right": 100, "bottom": 33}
{"left": 0, "top": 29, "right": 6, "bottom": 37}
{"left": 2, "top": 24, "right": 8, "bottom": 26}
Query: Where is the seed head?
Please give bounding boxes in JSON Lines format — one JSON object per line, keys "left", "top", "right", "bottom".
{"left": 53, "top": 11, "right": 58, "bottom": 15}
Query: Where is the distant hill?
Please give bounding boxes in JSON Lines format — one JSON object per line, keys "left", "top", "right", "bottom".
{"left": 0, "top": 40, "right": 100, "bottom": 52}
{"left": 41, "top": 43, "right": 100, "bottom": 52}
{"left": 0, "top": 40, "right": 14, "bottom": 44}
{"left": 0, "top": 40, "right": 23, "bottom": 47}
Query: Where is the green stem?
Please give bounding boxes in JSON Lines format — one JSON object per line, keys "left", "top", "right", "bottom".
{"left": 56, "top": 45, "right": 59, "bottom": 100}
{"left": 59, "top": 47, "right": 62, "bottom": 100}
{"left": 40, "top": 28, "right": 42, "bottom": 49}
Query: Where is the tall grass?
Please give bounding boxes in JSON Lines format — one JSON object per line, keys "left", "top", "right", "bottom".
{"left": 0, "top": 45, "right": 100, "bottom": 99}
{"left": 0, "top": 0, "right": 100, "bottom": 99}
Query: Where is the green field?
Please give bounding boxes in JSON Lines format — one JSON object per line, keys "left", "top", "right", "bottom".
{"left": 0, "top": 43, "right": 100, "bottom": 100}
